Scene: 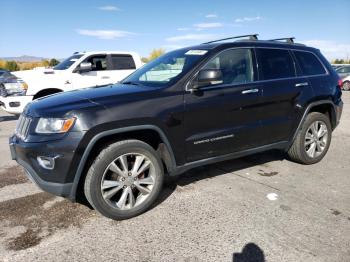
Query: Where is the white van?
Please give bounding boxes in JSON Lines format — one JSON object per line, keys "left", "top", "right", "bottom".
{"left": 0, "top": 51, "right": 143, "bottom": 114}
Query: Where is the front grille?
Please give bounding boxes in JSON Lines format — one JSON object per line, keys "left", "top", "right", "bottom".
{"left": 15, "top": 114, "right": 32, "bottom": 140}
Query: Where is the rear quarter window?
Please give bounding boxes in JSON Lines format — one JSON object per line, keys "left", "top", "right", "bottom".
{"left": 256, "top": 48, "right": 296, "bottom": 80}
{"left": 110, "top": 55, "right": 136, "bottom": 70}
{"left": 293, "top": 51, "right": 327, "bottom": 76}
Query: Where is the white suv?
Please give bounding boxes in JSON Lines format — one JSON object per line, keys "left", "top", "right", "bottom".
{"left": 0, "top": 51, "right": 143, "bottom": 114}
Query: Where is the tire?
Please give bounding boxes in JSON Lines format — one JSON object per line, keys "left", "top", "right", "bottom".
{"left": 288, "top": 112, "right": 332, "bottom": 164}
{"left": 342, "top": 81, "right": 350, "bottom": 91}
{"left": 84, "top": 139, "right": 164, "bottom": 220}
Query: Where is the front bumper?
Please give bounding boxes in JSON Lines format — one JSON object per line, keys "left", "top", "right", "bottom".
{"left": 9, "top": 131, "right": 84, "bottom": 199}
{"left": 0, "top": 95, "right": 33, "bottom": 114}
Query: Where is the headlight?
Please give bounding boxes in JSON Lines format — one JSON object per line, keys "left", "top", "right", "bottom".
{"left": 3, "top": 82, "right": 27, "bottom": 96}
{"left": 35, "top": 117, "right": 76, "bottom": 134}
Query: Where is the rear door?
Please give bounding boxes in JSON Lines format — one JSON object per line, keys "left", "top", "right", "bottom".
{"left": 184, "top": 48, "right": 265, "bottom": 162}
{"left": 292, "top": 50, "right": 329, "bottom": 103}
{"left": 107, "top": 54, "right": 137, "bottom": 83}
{"left": 256, "top": 48, "right": 311, "bottom": 145}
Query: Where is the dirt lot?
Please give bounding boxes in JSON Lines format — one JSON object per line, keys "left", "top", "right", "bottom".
{"left": 0, "top": 94, "right": 349, "bottom": 262}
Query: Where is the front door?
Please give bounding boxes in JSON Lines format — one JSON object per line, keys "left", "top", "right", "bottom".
{"left": 71, "top": 54, "right": 110, "bottom": 89}
{"left": 184, "top": 48, "right": 265, "bottom": 162}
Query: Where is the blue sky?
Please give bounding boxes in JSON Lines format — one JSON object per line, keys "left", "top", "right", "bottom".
{"left": 1, "top": 0, "right": 350, "bottom": 60}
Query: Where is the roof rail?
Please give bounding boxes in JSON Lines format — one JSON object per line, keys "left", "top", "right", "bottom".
{"left": 269, "top": 37, "right": 295, "bottom": 44}
{"left": 202, "top": 34, "right": 259, "bottom": 44}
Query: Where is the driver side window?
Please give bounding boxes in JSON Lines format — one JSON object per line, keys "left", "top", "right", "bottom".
{"left": 203, "top": 48, "right": 254, "bottom": 86}
{"left": 84, "top": 55, "right": 107, "bottom": 71}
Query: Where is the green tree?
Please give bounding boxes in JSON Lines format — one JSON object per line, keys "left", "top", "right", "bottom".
{"left": 49, "top": 58, "right": 60, "bottom": 67}
{"left": 5, "top": 61, "right": 20, "bottom": 71}
{"left": 148, "top": 48, "right": 165, "bottom": 61}
{"left": 141, "top": 57, "right": 149, "bottom": 63}
{"left": 41, "top": 59, "right": 50, "bottom": 67}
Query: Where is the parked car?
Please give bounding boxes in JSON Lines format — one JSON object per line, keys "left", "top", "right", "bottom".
{"left": 341, "top": 75, "right": 350, "bottom": 91}
{"left": 336, "top": 64, "right": 350, "bottom": 76}
{"left": 331, "top": 64, "right": 345, "bottom": 70}
{"left": 0, "top": 70, "right": 28, "bottom": 99}
{"left": 10, "top": 35, "right": 343, "bottom": 220}
{"left": 0, "top": 51, "right": 143, "bottom": 114}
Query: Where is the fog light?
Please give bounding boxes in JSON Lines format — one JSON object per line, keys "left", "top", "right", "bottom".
{"left": 9, "top": 102, "right": 20, "bottom": 107}
{"left": 37, "top": 156, "right": 59, "bottom": 170}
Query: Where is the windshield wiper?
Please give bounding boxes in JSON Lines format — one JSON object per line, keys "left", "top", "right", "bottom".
{"left": 122, "top": 81, "right": 142, "bottom": 86}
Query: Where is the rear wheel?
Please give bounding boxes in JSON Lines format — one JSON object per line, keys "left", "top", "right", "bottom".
{"left": 84, "top": 140, "right": 164, "bottom": 220}
{"left": 288, "top": 112, "right": 332, "bottom": 164}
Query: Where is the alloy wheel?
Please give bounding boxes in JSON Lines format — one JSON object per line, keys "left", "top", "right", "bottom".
{"left": 100, "top": 153, "right": 156, "bottom": 210}
{"left": 304, "top": 120, "right": 328, "bottom": 158}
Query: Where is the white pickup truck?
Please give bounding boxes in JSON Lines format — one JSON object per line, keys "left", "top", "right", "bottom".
{"left": 0, "top": 51, "right": 143, "bottom": 114}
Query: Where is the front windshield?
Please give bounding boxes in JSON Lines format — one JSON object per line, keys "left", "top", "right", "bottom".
{"left": 53, "top": 54, "right": 83, "bottom": 70}
{"left": 122, "top": 49, "right": 209, "bottom": 87}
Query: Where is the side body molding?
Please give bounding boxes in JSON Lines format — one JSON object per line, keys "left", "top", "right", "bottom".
{"left": 69, "top": 125, "right": 177, "bottom": 200}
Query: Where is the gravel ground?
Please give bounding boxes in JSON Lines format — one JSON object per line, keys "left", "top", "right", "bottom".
{"left": 0, "top": 94, "right": 349, "bottom": 262}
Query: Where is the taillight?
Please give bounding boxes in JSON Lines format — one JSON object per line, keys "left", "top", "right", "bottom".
{"left": 338, "top": 79, "right": 343, "bottom": 89}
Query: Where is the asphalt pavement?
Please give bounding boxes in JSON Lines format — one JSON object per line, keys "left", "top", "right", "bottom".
{"left": 0, "top": 94, "right": 349, "bottom": 262}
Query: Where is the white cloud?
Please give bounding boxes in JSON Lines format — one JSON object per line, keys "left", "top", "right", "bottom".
{"left": 77, "top": 29, "right": 134, "bottom": 40}
{"left": 302, "top": 40, "right": 350, "bottom": 60}
{"left": 205, "top": 14, "right": 218, "bottom": 18}
{"left": 193, "top": 22, "right": 223, "bottom": 29}
{"left": 166, "top": 34, "right": 216, "bottom": 42}
{"left": 177, "top": 27, "right": 191, "bottom": 31}
{"left": 98, "top": 5, "right": 120, "bottom": 11}
{"left": 235, "top": 16, "right": 262, "bottom": 23}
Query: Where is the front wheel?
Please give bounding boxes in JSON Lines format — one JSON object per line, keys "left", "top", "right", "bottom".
{"left": 288, "top": 112, "right": 332, "bottom": 164}
{"left": 84, "top": 140, "right": 164, "bottom": 220}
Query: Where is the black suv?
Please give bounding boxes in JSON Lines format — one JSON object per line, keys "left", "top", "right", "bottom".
{"left": 9, "top": 35, "right": 343, "bottom": 220}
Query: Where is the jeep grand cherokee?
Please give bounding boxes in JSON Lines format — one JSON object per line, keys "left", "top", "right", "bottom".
{"left": 9, "top": 35, "right": 343, "bottom": 220}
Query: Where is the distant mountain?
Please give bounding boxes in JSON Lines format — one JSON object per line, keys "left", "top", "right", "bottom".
{"left": 0, "top": 55, "right": 46, "bottom": 62}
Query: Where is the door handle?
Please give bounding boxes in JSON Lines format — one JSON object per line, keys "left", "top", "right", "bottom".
{"left": 295, "top": 82, "right": 309, "bottom": 87}
{"left": 101, "top": 76, "right": 110, "bottom": 79}
{"left": 241, "top": 88, "right": 259, "bottom": 94}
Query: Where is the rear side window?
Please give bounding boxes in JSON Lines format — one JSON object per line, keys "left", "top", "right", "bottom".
{"left": 294, "top": 51, "right": 327, "bottom": 76}
{"left": 256, "top": 48, "right": 295, "bottom": 80}
{"left": 110, "top": 55, "right": 136, "bottom": 70}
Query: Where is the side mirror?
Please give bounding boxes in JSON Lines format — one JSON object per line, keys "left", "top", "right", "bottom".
{"left": 77, "top": 62, "right": 92, "bottom": 73}
{"left": 196, "top": 69, "right": 223, "bottom": 88}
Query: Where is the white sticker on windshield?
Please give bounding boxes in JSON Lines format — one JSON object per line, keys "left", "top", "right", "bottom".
{"left": 185, "top": 50, "right": 208, "bottom": 55}
{"left": 70, "top": 59, "right": 78, "bottom": 62}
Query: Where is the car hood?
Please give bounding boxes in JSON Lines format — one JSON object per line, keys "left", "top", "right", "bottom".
{"left": 25, "top": 84, "right": 157, "bottom": 117}
{"left": 12, "top": 69, "right": 67, "bottom": 89}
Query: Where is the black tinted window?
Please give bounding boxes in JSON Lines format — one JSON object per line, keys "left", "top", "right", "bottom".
{"left": 203, "top": 48, "right": 254, "bottom": 85}
{"left": 257, "top": 48, "right": 295, "bottom": 80}
{"left": 294, "top": 51, "right": 326, "bottom": 76}
{"left": 111, "top": 55, "right": 136, "bottom": 70}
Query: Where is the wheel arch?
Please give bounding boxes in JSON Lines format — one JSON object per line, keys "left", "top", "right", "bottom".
{"left": 70, "top": 125, "right": 176, "bottom": 201}
{"left": 289, "top": 100, "right": 337, "bottom": 148}
{"left": 33, "top": 88, "right": 63, "bottom": 100}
